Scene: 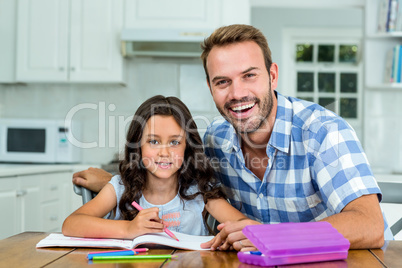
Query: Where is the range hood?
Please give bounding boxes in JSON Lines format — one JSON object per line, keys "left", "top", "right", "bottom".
{"left": 121, "top": 29, "right": 212, "bottom": 57}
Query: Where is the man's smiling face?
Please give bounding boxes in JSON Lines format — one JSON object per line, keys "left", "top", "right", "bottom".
{"left": 206, "top": 41, "right": 276, "bottom": 134}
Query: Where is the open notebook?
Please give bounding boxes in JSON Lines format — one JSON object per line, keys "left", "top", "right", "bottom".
{"left": 36, "top": 231, "right": 214, "bottom": 251}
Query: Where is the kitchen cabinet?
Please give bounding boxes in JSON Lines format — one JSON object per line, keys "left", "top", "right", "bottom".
{"left": 0, "top": 175, "right": 41, "bottom": 239}
{"left": 16, "top": 0, "right": 124, "bottom": 83}
{"left": 0, "top": 0, "right": 16, "bottom": 83}
{"left": 124, "top": 0, "right": 250, "bottom": 30}
{"left": 19, "top": 175, "right": 42, "bottom": 232}
{"left": 40, "top": 172, "right": 73, "bottom": 232}
{"left": 0, "top": 176, "right": 19, "bottom": 239}
{"left": 0, "top": 167, "right": 85, "bottom": 240}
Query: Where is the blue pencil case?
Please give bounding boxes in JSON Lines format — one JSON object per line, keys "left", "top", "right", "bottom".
{"left": 237, "top": 222, "right": 350, "bottom": 267}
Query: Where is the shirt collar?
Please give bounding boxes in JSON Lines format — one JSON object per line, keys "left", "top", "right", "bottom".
{"left": 269, "top": 91, "right": 292, "bottom": 153}
{"left": 220, "top": 122, "right": 240, "bottom": 153}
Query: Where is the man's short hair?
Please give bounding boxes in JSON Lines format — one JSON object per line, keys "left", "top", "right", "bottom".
{"left": 201, "top": 24, "right": 272, "bottom": 83}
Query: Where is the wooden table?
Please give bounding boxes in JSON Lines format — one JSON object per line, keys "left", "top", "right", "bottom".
{"left": 0, "top": 232, "right": 398, "bottom": 268}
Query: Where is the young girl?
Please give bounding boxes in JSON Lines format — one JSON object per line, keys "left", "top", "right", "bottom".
{"left": 62, "top": 95, "right": 247, "bottom": 240}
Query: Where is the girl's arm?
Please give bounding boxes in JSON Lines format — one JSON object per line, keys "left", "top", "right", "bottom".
{"left": 62, "top": 184, "right": 164, "bottom": 239}
{"left": 203, "top": 198, "right": 256, "bottom": 251}
{"left": 205, "top": 198, "right": 247, "bottom": 223}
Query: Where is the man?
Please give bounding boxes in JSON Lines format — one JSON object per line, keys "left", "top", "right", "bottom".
{"left": 73, "top": 24, "right": 393, "bottom": 251}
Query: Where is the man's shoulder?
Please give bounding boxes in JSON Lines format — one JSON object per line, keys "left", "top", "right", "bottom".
{"left": 285, "top": 96, "right": 349, "bottom": 133}
{"left": 282, "top": 96, "right": 360, "bottom": 158}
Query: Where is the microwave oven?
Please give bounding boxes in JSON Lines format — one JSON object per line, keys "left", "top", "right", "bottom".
{"left": 0, "top": 118, "right": 81, "bottom": 163}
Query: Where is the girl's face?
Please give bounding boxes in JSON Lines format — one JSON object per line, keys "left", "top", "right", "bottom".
{"left": 140, "top": 115, "right": 186, "bottom": 181}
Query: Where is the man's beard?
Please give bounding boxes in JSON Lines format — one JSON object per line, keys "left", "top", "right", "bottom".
{"left": 217, "top": 83, "right": 274, "bottom": 134}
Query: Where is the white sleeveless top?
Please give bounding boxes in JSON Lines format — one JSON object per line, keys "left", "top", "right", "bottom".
{"left": 108, "top": 175, "right": 209, "bottom": 236}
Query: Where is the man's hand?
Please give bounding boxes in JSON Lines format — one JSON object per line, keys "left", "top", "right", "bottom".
{"left": 201, "top": 219, "right": 261, "bottom": 251}
{"left": 72, "top": 167, "right": 113, "bottom": 193}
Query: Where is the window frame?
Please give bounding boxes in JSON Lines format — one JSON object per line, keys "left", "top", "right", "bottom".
{"left": 282, "top": 28, "right": 363, "bottom": 140}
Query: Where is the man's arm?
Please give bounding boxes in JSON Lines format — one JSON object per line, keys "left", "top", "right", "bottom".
{"left": 323, "top": 193, "right": 384, "bottom": 249}
{"left": 72, "top": 167, "right": 113, "bottom": 193}
{"left": 215, "top": 193, "right": 385, "bottom": 251}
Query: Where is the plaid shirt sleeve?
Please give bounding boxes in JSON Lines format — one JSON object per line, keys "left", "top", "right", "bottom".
{"left": 301, "top": 112, "right": 380, "bottom": 213}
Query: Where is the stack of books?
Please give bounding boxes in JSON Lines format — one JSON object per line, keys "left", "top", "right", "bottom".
{"left": 384, "top": 45, "right": 402, "bottom": 83}
{"left": 378, "top": 0, "right": 402, "bottom": 32}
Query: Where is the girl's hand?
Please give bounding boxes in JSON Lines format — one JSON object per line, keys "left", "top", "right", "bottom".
{"left": 126, "top": 207, "right": 164, "bottom": 238}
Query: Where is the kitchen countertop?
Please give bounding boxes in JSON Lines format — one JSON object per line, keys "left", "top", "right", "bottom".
{"left": 375, "top": 173, "right": 402, "bottom": 183}
{"left": 0, "top": 163, "right": 100, "bottom": 178}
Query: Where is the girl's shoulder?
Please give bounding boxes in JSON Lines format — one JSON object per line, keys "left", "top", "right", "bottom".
{"left": 185, "top": 184, "right": 201, "bottom": 195}
{"left": 108, "top": 175, "right": 125, "bottom": 196}
{"left": 109, "top": 174, "right": 122, "bottom": 184}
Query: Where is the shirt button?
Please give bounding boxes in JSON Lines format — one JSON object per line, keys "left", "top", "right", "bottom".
{"left": 259, "top": 193, "right": 264, "bottom": 199}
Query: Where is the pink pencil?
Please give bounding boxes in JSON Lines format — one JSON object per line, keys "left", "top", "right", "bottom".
{"left": 88, "top": 248, "right": 148, "bottom": 255}
{"left": 131, "top": 201, "right": 179, "bottom": 241}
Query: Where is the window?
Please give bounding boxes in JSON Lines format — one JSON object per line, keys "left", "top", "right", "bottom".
{"left": 283, "top": 28, "right": 363, "bottom": 139}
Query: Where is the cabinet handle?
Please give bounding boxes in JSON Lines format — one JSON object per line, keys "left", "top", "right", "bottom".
{"left": 16, "top": 190, "right": 27, "bottom": 197}
{"left": 50, "top": 185, "right": 58, "bottom": 191}
{"left": 70, "top": 67, "right": 75, "bottom": 71}
{"left": 50, "top": 216, "right": 58, "bottom": 221}
{"left": 59, "top": 67, "right": 64, "bottom": 71}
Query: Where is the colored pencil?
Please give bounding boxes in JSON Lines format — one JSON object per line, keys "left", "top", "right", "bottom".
{"left": 88, "top": 250, "right": 135, "bottom": 260}
{"left": 92, "top": 254, "right": 177, "bottom": 260}
{"left": 88, "top": 248, "right": 148, "bottom": 255}
{"left": 131, "top": 201, "right": 179, "bottom": 241}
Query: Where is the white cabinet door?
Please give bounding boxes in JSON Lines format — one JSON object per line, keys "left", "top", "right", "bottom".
{"left": 16, "top": 0, "right": 123, "bottom": 83}
{"left": 0, "top": 0, "right": 16, "bottom": 83}
{"left": 0, "top": 175, "right": 41, "bottom": 238}
{"left": 60, "top": 173, "right": 82, "bottom": 217}
{"left": 69, "top": 0, "right": 123, "bottom": 82}
{"left": 124, "top": 0, "right": 220, "bottom": 29}
{"left": 16, "top": 0, "right": 69, "bottom": 82}
{"left": 0, "top": 177, "right": 19, "bottom": 240}
{"left": 220, "top": 0, "right": 250, "bottom": 26}
{"left": 18, "top": 175, "right": 41, "bottom": 232}
{"left": 0, "top": 168, "right": 85, "bottom": 239}
{"left": 124, "top": 0, "right": 250, "bottom": 29}
{"left": 40, "top": 171, "right": 78, "bottom": 232}
{"left": 40, "top": 172, "right": 65, "bottom": 232}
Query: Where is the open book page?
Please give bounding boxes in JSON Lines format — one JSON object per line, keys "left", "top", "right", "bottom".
{"left": 36, "top": 233, "right": 133, "bottom": 249}
{"left": 36, "top": 232, "right": 214, "bottom": 250}
{"left": 131, "top": 231, "right": 214, "bottom": 251}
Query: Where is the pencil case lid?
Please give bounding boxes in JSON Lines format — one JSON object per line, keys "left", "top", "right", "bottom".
{"left": 238, "top": 222, "right": 350, "bottom": 266}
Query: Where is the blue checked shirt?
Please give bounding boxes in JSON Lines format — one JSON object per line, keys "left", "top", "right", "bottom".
{"left": 203, "top": 91, "right": 393, "bottom": 240}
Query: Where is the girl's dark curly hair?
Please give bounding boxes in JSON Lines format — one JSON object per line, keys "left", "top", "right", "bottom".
{"left": 119, "top": 95, "right": 225, "bottom": 227}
